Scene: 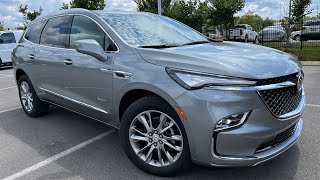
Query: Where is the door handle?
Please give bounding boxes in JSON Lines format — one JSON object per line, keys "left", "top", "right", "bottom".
{"left": 28, "top": 54, "right": 35, "bottom": 59}
{"left": 63, "top": 59, "right": 73, "bottom": 65}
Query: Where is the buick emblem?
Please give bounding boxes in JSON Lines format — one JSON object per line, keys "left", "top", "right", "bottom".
{"left": 296, "top": 72, "right": 303, "bottom": 91}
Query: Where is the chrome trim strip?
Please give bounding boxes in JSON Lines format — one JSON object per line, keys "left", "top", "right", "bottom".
{"left": 204, "top": 81, "right": 296, "bottom": 91}
{"left": 113, "top": 70, "right": 133, "bottom": 78}
{"left": 39, "top": 87, "right": 108, "bottom": 114}
{"left": 42, "top": 99, "right": 119, "bottom": 130}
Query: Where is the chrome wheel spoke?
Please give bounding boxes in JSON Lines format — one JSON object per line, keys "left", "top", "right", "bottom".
{"left": 160, "top": 121, "right": 174, "bottom": 134}
{"left": 130, "top": 127, "right": 148, "bottom": 137}
{"left": 145, "top": 146, "right": 155, "bottom": 163}
{"left": 163, "top": 140, "right": 182, "bottom": 152}
{"left": 130, "top": 135, "right": 149, "bottom": 142}
{"left": 138, "top": 143, "right": 152, "bottom": 154}
{"left": 138, "top": 115, "right": 152, "bottom": 133}
{"left": 157, "top": 147, "right": 164, "bottom": 166}
{"left": 161, "top": 145, "right": 174, "bottom": 164}
{"left": 164, "top": 135, "right": 182, "bottom": 141}
{"left": 145, "top": 111, "right": 153, "bottom": 130}
{"left": 156, "top": 113, "right": 167, "bottom": 131}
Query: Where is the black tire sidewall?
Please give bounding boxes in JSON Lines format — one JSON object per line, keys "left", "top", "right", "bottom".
{"left": 18, "top": 75, "right": 48, "bottom": 117}
{"left": 120, "top": 96, "right": 191, "bottom": 176}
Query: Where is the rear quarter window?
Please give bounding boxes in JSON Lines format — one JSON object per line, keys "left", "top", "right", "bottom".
{"left": 25, "top": 20, "right": 45, "bottom": 44}
{"left": 40, "top": 16, "right": 71, "bottom": 48}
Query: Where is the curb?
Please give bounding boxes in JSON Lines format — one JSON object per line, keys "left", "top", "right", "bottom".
{"left": 301, "top": 61, "right": 320, "bottom": 66}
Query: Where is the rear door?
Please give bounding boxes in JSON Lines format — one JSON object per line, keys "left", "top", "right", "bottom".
{"left": 0, "top": 32, "right": 17, "bottom": 63}
{"left": 32, "top": 16, "right": 72, "bottom": 103}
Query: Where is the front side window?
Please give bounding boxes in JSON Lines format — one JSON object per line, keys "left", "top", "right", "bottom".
{"left": 0, "top": 33, "right": 16, "bottom": 44}
{"left": 103, "top": 14, "right": 207, "bottom": 47}
{"left": 25, "top": 20, "right": 45, "bottom": 44}
{"left": 69, "top": 15, "right": 116, "bottom": 51}
{"left": 40, "top": 16, "right": 70, "bottom": 48}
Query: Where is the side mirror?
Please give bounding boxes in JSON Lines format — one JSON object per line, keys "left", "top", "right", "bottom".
{"left": 74, "top": 39, "right": 108, "bottom": 62}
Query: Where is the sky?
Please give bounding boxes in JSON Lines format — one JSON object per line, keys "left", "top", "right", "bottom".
{"left": 0, "top": 0, "right": 319, "bottom": 29}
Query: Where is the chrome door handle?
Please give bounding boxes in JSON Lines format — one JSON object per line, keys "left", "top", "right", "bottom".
{"left": 28, "top": 54, "right": 35, "bottom": 59}
{"left": 63, "top": 59, "right": 73, "bottom": 65}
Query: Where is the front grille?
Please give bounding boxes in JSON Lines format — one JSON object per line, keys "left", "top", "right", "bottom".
{"left": 257, "top": 73, "right": 303, "bottom": 117}
{"left": 256, "top": 123, "right": 297, "bottom": 153}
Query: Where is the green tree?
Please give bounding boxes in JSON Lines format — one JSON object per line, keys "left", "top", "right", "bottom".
{"left": 207, "top": 0, "right": 245, "bottom": 37}
{"left": 65, "top": 0, "right": 106, "bottom": 10}
{"left": 167, "top": 0, "right": 208, "bottom": 32}
{"left": 238, "top": 11, "right": 275, "bottom": 31}
{"left": 19, "top": 5, "right": 43, "bottom": 27}
{"left": 292, "top": 0, "right": 312, "bottom": 24}
{"left": 0, "top": 21, "right": 5, "bottom": 31}
{"left": 61, "top": 2, "right": 70, "bottom": 10}
{"left": 133, "top": 0, "right": 173, "bottom": 15}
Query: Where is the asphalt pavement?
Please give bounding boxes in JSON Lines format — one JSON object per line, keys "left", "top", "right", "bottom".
{"left": 0, "top": 66, "right": 319, "bottom": 180}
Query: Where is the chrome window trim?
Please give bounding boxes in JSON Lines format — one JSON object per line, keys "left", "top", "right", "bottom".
{"left": 204, "top": 81, "right": 296, "bottom": 91}
{"left": 39, "top": 87, "right": 108, "bottom": 115}
{"left": 23, "top": 13, "right": 120, "bottom": 53}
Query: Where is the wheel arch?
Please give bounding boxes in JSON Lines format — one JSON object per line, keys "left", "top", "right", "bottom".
{"left": 15, "top": 68, "right": 27, "bottom": 83}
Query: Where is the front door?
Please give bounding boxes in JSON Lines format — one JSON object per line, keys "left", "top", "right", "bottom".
{"left": 61, "top": 15, "right": 118, "bottom": 124}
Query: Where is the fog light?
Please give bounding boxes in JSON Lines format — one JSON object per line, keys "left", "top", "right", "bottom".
{"left": 215, "top": 112, "right": 250, "bottom": 131}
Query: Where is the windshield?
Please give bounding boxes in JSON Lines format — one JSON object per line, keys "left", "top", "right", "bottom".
{"left": 103, "top": 14, "right": 208, "bottom": 47}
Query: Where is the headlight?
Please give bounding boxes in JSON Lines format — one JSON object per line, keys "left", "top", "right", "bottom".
{"left": 166, "top": 68, "right": 256, "bottom": 90}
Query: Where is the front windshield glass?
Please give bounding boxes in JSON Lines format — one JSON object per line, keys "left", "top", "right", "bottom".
{"left": 103, "top": 14, "right": 208, "bottom": 47}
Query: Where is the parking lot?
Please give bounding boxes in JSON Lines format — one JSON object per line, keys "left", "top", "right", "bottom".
{"left": 0, "top": 66, "right": 319, "bottom": 180}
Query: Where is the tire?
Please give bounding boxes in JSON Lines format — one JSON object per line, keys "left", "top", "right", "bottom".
{"left": 18, "top": 74, "right": 49, "bottom": 117}
{"left": 120, "top": 96, "right": 191, "bottom": 176}
{"left": 244, "top": 35, "right": 248, "bottom": 43}
{"left": 253, "top": 37, "right": 259, "bottom": 44}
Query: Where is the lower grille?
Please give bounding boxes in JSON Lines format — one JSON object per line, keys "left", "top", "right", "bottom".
{"left": 256, "top": 124, "right": 297, "bottom": 153}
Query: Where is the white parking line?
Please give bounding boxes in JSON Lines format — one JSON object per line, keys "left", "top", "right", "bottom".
{"left": 0, "top": 74, "right": 13, "bottom": 77}
{"left": 2, "top": 129, "right": 116, "bottom": 180}
{"left": 0, "top": 86, "right": 17, "bottom": 91}
{"left": 0, "top": 107, "right": 21, "bottom": 114}
{"left": 0, "top": 77, "right": 14, "bottom": 79}
{"left": 306, "top": 104, "right": 320, "bottom": 107}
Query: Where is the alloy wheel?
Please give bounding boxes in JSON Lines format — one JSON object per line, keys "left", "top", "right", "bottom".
{"left": 20, "top": 81, "right": 34, "bottom": 112}
{"left": 129, "top": 110, "right": 183, "bottom": 167}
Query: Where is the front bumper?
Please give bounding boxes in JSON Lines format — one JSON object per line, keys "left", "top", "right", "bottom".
{"left": 210, "top": 119, "right": 302, "bottom": 167}
{"left": 175, "top": 86, "right": 304, "bottom": 167}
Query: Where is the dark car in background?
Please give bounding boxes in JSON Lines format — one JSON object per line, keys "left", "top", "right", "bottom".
{"left": 301, "top": 20, "right": 320, "bottom": 41}
{"left": 258, "top": 26, "right": 286, "bottom": 42}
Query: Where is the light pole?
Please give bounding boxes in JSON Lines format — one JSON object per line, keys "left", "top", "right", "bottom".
{"left": 158, "top": 0, "right": 162, "bottom": 15}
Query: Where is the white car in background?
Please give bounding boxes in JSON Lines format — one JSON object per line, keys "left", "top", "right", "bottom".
{"left": 0, "top": 30, "right": 23, "bottom": 68}
{"left": 229, "top": 24, "right": 258, "bottom": 43}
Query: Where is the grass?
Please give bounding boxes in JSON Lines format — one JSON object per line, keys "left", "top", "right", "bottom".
{"left": 257, "top": 42, "right": 320, "bottom": 61}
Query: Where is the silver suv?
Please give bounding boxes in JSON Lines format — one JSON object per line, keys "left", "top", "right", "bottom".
{"left": 12, "top": 9, "right": 305, "bottom": 176}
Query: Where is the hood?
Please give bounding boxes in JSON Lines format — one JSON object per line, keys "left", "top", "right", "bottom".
{"left": 136, "top": 42, "right": 302, "bottom": 79}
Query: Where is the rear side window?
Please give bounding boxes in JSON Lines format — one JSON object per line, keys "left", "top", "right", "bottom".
{"left": 0, "top": 33, "right": 16, "bottom": 44}
{"left": 25, "top": 20, "right": 45, "bottom": 44}
{"left": 40, "top": 16, "right": 70, "bottom": 48}
{"left": 69, "top": 15, "right": 117, "bottom": 51}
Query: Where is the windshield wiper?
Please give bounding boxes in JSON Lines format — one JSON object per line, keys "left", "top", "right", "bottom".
{"left": 180, "top": 40, "right": 211, "bottom": 46}
{"left": 138, "top": 44, "right": 178, "bottom": 49}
